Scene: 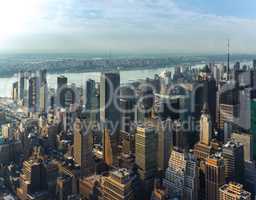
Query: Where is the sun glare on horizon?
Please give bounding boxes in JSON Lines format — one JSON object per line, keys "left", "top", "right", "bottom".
{"left": 0, "top": 0, "right": 42, "bottom": 46}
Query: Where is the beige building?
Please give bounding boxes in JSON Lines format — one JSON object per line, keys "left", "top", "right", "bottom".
{"left": 102, "top": 168, "right": 135, "bottom": 200}
{"left": 194, "top": 104, "right": 213, "bottom": 160}
{"left": 205, "top": 155, "right": 225, "bottom": 200}
{"left": 219, "top": 104, "right": 239, "bottom": 129}
{"left": 73, "top": 118, "right": 94, "bottom": 176}
{"left": 135, "top": 124, "right": 157, "bottom": 197}
{"left": 219, "top": 182, "right": 251, "bottom": 200}
{"left": 200, "top": 104, "right": 212, "bottom": 146}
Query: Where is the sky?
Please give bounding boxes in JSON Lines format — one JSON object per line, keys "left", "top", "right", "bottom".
{"left": 0, "top": 0, "right": 256, "bottom": 54}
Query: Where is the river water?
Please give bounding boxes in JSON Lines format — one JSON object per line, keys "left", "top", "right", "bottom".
{"left": 1, "top": 59, "right": 252, "bottom": 98}
{"left": 0, "top": 66, "right": 179, "bottom": 97}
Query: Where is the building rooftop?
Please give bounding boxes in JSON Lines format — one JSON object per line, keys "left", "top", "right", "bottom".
{"left": 109, "top": 168, "right": 132, "bottom": 184}
{"left": 223, "top": 140, "right": 243, "bottom": 149}
{"left": 220, "top": 182, "right": 251, "bottom": 199}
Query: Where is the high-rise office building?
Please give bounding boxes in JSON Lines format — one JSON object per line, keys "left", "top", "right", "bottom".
{"left": 100, "top": 71, "right": 121, "bottom": 126}
{"left": 163, "top": 149, "right": 198, "bottom": 200}
{"left": 17, "top": 149, "right": 48, "bottom": 200}
{"left": 84, "top": 79, "right": 99, "bottom": 122}
{"left": 250, "top": 98, "right": 256, "bottom": 159}
{"left": 57, "top": 76, "right": 74, "bottom": 108}
{"left": 38, "top": 69, "right": 48, "bottom": 113}
{"left": 39, "top": 83, "right": 48, "bottom": 113}
{"left": 244, "top": 160, "right": 256, "bottom": 197}
{"left": 103, "top": 128, "right": 114, "bottom": 166}
{"left": 239, "top": 88, "right": 255, "bottom": 130}
{"left": 194, "top": 78, "right": 217, "bottom": 127}
{"left": 18, "top": 71, "right": 25, "bottom": 101}
{"left": 102, "top": 168, "right": 136, "bottom": 200}
{"left": 56, "top": 175, "right": 73, "bottom": 200}
{"left": 193, "top": 103, "right": 216, "bottom": 199}
{"left": 222, "top": 140, "right": 244, "bottom": 183}
{"left": 119, "top": 130, "right": 136, "bottom": 170}
{"left": 173, "top": 120, "right": 187, "bottom": 151}
{"left": 28, "top": 75, "right": 40, "bottom": 113}
{"left": 79, "top": 175, "right": 102, "bottom": 200}
{"left": 59, "top": 86, "right": 77, "bottom": 109}
{"left": 152, "top": 117, "right": 173, "bottom": 173}
{"left": 213, "top": 65, "right": 221, "bottom": 84}
{"left": 57, "top": 75, "right": 68, "bottom": 90}
{"left": 45, "top": 160, "right": 59, "bottom": 198}
{"left": 205, "top": 155, "right": 225, "bottom": 200}
{"left": 253, "top": 59, "right": 256, "bottom": 70}
{"left": 22, "top": 73, "right": 30, "bottom": 108}
{"left": 139, "top": 84, "right": 154, "bottom": 119}
{"left": 12, "top": 81, "right": 18, "bottom": 101}
{"left": 155, "top": 94, "right": 187, "bottom": 121}
{"left": 199, "top": 103, "right": 212, "bottom": 146}
{"left": 120, "top": 86, "right": 136, "bottom": 132}
{"left": 73, "top": 118, "right": 94, "bottom": 176}
{"left": 39, "top": 69, "right": 47, "bottom": 84}
{"left": 135, "top": 124, "right": 157, "bottom": 198}
{"left": 219, "top": 84, "right": 239, "bottom": 129}
{"left": 100, "top": 72, "right": 121, "bottom": 164}
{"left": 194, "top": 104, "right": 213, "bottom": 160}
{"left": 219, "top": 182, "right": 251, "bottom": 200}
{"left": 47, "top": 124, "right": 58, "bottom": 149}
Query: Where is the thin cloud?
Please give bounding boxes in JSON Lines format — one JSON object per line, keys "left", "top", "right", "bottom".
{"left": 1, "top": 0, "right": 256, "bottom": 53}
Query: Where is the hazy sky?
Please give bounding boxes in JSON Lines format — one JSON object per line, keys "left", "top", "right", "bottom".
{"left": 0, "top": 0, "right": 256, "bottom": 54}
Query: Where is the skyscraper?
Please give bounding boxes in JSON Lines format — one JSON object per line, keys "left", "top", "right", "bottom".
{"left": 84, "top": 79, "right": 98, "bottom": 122}
{"left": 56, "top": 175, "right": 73, "bottom": 200}
{"left": 79, "top": 175, "right": 102, "bottom": 200}
{"left": 39, "top": 69, "right": 48, "bottom": 113}
{"left": 163, "top": 149, "right": 198, "bottom": 200}
{"left": 194, "top": 78, "right": 217, "bottom": 127}
{"left": 222, "top": 140, "right": 244, "bottom": 183}
{"left": 57, "top": 82, "right": 79, "bottom": 110}
{"left": 219, "top": 182, "right": 251, "bottom": 200}
{"left": 103, "top": 128, "right": 113, "bottom": 166}
{"left": 28, "top": 75, "right": 40, "bottom": 113}
{"left": 135, "top": 124, "right": 157, "bottom": 198}
{"left": 239, "top": 88, "right": 254, "bottom": 130}
{"left": 244, "top": 160, "right": 256, "bottom": 197}
{"left": 253, "top": 59, "right": 256, "bottom": 70}
{"left": 153, "top": 117, "right": 173, "bottom": 173}
{"left": 194, "top": 104, "right": 213, "bottom": 160}
{"left": 102, "top": 168, "right": 136, "bottom": 200}
{"left": 40, "top": 83, "right": 48, "bottom": 113}
{"left": 39, "top": 69, "right": 47, "bottom": 84}
{"left": 120, "top": 86, "right": 136, "bottom": 132}
{"left": 18, "top": 71, "right": 25, "bottom": 101}
{"left": 73, "top": 118, "right": 94, "bottom": 176}
{"left": 227, "top": 39, "right": 230, "bottom": 77}
{"left": 205, "top": 155, "right": 225, "bottom": 200}
{"left": 173, "top": 120, "right": 187, "bottom": 151}
{"left": 12, "top": 81, "right": 18, "bottom": 101}
{"left": 200, "top": 103, "right": 212, "bottom": 145}
{"left": 219, "top": 84, "right": 239, "bottom": 129}
{"left": 100, "top": 72, "right": 121, "bottom": 164}
{"left": 16, "top": 149, "right": 48, "bottom": 200}
{"left": 250, "top": 98, "right": 256, "bottom": 159}
{"left": 57, "top": 75, "right": 68, "bottom": 90}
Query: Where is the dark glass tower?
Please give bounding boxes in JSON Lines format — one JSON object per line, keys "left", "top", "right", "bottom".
{"left": 100, "top": 72, "right": 121, "bottom": 165}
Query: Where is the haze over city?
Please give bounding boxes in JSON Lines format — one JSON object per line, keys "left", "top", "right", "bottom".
{"left": 1, "top": 0, "right": 256, "bottom": 54}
